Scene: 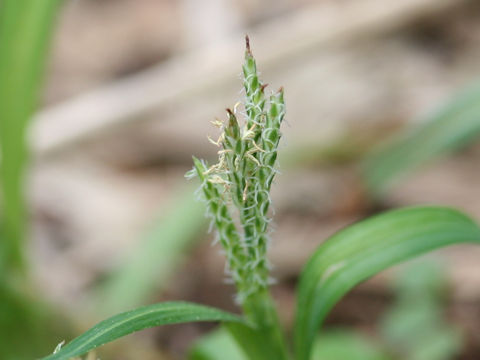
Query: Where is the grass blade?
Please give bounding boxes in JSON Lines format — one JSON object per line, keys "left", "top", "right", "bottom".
{"left": 362, "top": 80, "right": 480, "bottom": 196}
{"left": 40, "top": 301, "right": 244, "bottom": 360}
{"left": 0, "top": 3, "right": 65, "bottom": 359}
{"left": 294, "top": 206, "right": 480, "bottom": 360}
{"left": 189, "top": 327, "right": 247, "bottom": 360}
{"left": 0, "top": 0, "right": 61, "bottom": 272}
{"left": 312, "top": 330, "right": 390, "bottom": 360}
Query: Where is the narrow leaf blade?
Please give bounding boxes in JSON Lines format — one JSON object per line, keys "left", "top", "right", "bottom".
{"left": 312, "top": 329, "right": 390, "bottom": 360}
{"left": 362, "top": 80, "right": 480, "bottom": 195}
{"left": 189, "top": 327, "right": 247, "bottom": 360}
{"left": 41, "top": 302, "right": 243, "bottom": 360}
{"left": 0, "top": 0, "right": 61, "bottom": 272}
{"left": 294, "top": 206, "right": 480, "bottom": 360}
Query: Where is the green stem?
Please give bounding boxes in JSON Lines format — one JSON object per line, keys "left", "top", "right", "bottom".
{"left": 242, "top": 290, "right": 290, "bottom": 360}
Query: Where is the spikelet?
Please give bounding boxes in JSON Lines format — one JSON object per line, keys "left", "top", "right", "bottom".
{"left": 186, "top": 36, "right": 285, "bottom": 303}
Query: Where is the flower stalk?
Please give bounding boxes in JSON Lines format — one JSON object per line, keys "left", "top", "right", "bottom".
{"left": 187, "top": 36, "right": 288, "bottom": 358}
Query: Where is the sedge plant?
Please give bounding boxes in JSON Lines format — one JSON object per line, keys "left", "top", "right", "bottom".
{"left": 42, "top": 37, "right": 480, "bottom": 360}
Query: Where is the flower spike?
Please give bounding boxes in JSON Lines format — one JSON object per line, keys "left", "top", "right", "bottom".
{"left": 187, "top": 37, "right": 286, "bottom": 303}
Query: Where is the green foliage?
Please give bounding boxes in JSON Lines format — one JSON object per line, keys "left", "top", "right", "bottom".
{"left": 311, "top": 330, "right": 389, "bottom": 360}
{"left": 0, "top": 0, "right": 61, "bottom": 273}
{"left": 41, "top": 38, "right": 480, "bottom": 360}
{"left": 226, "top": 316, "right": 290, "bottom": 360}
{"left": 40, "top": 302, "right": 243, "bottom": 360}
{"left": 189, "top": 327, "right": 389, "bottom": 360}
{"left": 380, "top": 260, "right": 462, "bottom": 360}
{"left": 189, "top": 328, "right": 247, "bottom": 360}
{"left": 0, "top": 280, "right": 70, "bottom": 360}
{"left": 0, "top": 2, "right": 65, "bottom": 359}
{"left": 363, "top": 79, "right": 480, "bottom": 196}
{"left": 295, "top": 206, "right": 480, "bottom": 360}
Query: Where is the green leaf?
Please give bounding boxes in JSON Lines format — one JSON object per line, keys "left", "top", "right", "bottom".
{"left": 190, "top": 326, "right": 389, "bottom": 360}
{"left": 362, "top": 80, "right": 480, "bottom": 195}
{"left": 312, "top": 329, "right": 390, "bottom": 360}
{"left": 40, "top": 302, "right": 244, "bottom": 360}
{"left": 0, "top": 2, "right": 64, "bottom": 359}
{"left": 189, "top": 327, "right": 247, "bottom": 360}
{"left": 294, "top": 206, "right": 480, "bottom": 360}
{"left": 0, "top": 0, "right": 61, "bottom": 273}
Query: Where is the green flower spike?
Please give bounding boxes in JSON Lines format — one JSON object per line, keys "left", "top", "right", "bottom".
{"left": 186, "top": 36, "right": 286, "bottom": 304}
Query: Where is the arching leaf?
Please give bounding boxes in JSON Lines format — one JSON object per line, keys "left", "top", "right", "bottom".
{"left": 41, "top": 302, "right": 243, "bottom": 360}
{"left": 294, "top": 206, "right": 480, "bottom": 360}
{"left": 363, "top": 80, "right": 480, "bottom": 195}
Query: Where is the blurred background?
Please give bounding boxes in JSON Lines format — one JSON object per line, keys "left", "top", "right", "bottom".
{"left": 2, "top": 0, "right": 480, "bottom": 359}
